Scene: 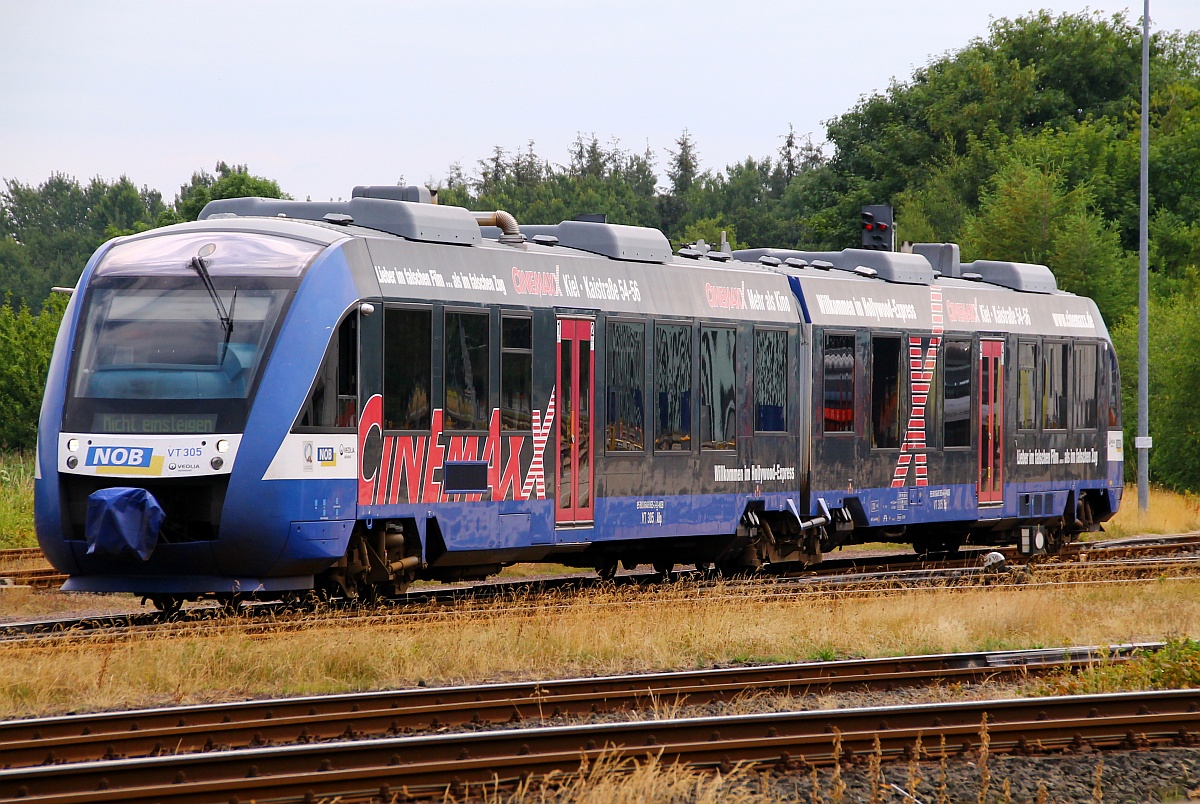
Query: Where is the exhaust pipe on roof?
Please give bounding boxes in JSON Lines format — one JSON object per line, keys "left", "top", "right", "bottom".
{"left": 472, "top": 210, "right": 525, "bottom": 245}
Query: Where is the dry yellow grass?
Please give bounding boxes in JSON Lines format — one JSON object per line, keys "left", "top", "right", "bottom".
{"left": 1101, "top": 484, "right": 1200, "bottom": 539}
{"left": 0, "top": 578, "right": 1197, "bottom": 719}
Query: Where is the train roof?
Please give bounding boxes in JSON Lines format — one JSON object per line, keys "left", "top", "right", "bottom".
{"left": 187, "top": 190, "right": 1108, "bottom": 341}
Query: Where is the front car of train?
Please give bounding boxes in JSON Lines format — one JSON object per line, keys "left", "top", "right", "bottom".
{"left": 34, "top": 218, "right": 361, "bottom": 607}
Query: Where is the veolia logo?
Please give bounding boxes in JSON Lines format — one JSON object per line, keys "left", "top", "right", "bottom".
{"left": 86, "top": 446, "right": 153, "bottom": 468}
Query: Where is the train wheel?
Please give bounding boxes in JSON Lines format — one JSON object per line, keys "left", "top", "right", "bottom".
{"left": 596, "top": 559, "right": 619, "bottom": 581}
{"left": 149, "top": 595, "right": 182, "bottom": 619}
{"left": 653, "top": 560, "right": 675, "bottom": 580}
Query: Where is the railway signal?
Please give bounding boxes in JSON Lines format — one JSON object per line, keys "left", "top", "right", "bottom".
{"left": 861, "top": 204, "right": 894, "bottom": 251}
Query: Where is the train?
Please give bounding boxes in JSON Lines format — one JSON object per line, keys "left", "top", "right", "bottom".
{"left": 33, "top": 185, "right": 1124, "bottom": 609}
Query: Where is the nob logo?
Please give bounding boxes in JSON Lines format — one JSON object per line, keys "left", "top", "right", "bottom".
{"left": 86, "top": 446, "right": 152, "bottom": 467}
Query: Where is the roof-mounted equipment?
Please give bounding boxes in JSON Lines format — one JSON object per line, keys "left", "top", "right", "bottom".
{"left": 472, "top": 211, "right": 525, "bottom": 245}
{"left": 963, "top": 260, "right": 1058, "bottom": 294}
{"left": 198, "top": 194, "right": 482, "bottom": 246}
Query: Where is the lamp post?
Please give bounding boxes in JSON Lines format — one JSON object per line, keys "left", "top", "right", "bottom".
{"left": 1137, "top": 0, "right": 1151, "bottom": 511}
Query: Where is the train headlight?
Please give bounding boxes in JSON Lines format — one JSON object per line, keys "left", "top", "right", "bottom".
{"left": 210, "top": 457, "right": 224, "bottom": 470}
{"left": 216, "top": 439, "right": 230, "bottom": 454}
{"left": 67, "top": 438, "right": 79, "bottom": 452}
{"left": 66, "top": 456, "right": 78, "bottom": 469}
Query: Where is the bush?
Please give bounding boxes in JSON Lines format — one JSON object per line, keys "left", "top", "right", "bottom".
{"left": 0, "top": 294, "right": 66, "bottom": 451}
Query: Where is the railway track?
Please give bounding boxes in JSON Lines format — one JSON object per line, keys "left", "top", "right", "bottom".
{"left": 0, "top": 643, "right": 1152, "bottom": 770}
{"left": 4, "top": 546, "right": 1200, "bottom": 647}
{"left": 0, "top": 659, "right": 1191, "bottom": 802}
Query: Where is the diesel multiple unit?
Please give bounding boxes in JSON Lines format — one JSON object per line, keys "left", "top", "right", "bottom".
{"left": 34, "top": 187, "right": 1123, "bottom": 607}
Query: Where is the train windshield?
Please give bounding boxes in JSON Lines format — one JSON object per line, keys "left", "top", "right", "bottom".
{"left": 63, "top": 231, "right": 322, "bottom": 434}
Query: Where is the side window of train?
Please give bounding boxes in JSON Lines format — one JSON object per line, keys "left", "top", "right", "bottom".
{"left": 1041, "top": 341, "right": 1069, "bottom": 430}
{"left": 870, "top": 336, "right": 901, "bottom": 448}
{"left": 1072, "top": 343, "right": 1098, "bottom": 430}
{"left": 384, "top": 308, "right": 432, "bottom": 430}
{"left": 822, "top": 332, "right": 855, "bottom": 435}
{"left": 655, "top": 322, "right": 692, "bottom": 451}
{"left": 606, "top": 321, "right": 645, "bottom": 451}
{"left": 700, "top": 326, "right": 737, "bottom": 450}
{"left": 1107, "top": 346, "right": 1121, "bottom": 427}
{"left": 942, "top": 339, "right": 972, "bottom": 448}
{"left": 754, "top": 328, "right": 788, "bottom": 433}
{"left": 1017, "top": 340, "right": 1038, "bottom": 430}
{"left": 501, "top": 316, "right": 533, "bottom": 431}
{"left": 444, "top": 310, "right": 490, "bottom": 431}
{"left": 296, "top": 312, "right": 358, "bottom": 431}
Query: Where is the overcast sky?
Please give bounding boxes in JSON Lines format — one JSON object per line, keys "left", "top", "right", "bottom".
{"left": 3, "top": 1, "right": 1199, "bottom": 203}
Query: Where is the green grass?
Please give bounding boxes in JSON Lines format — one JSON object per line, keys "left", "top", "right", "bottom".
{"left": 1032, "top": 638, "right": 1200, "bottom": 697}
{"left": 0, "top": 452, "right": 37, "bottom": 549}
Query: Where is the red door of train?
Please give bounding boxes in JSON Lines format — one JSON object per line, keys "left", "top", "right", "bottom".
{"left": 556, "top": 318, "right": 595, "bottom": 525}
{"left": 978, "top": 339, "right": 1004, "bottom": 504}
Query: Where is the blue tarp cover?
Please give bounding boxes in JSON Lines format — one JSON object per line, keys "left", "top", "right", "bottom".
{"left": 85, "top": 487, "right": 165, "bottom": 561}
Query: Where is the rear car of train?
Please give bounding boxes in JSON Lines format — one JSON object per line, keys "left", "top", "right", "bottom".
{"left": 34, "top": 220, "right": 358, "bottom": 603}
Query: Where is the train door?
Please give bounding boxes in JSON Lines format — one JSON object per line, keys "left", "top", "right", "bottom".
{"left": 978, "top": 339, "right": 1004, "bottom": 504}
{"left": 556, "top": 318, "right": 594, "bottom": 526}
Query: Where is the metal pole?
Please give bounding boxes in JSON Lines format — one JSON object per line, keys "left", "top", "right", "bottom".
{"left": 1137, "top": 0, "right": 1151, "bottom": 511}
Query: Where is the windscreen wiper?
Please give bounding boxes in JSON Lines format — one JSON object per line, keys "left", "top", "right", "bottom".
{"left": 189, "top": 255, "right": 235, "bottom": 362}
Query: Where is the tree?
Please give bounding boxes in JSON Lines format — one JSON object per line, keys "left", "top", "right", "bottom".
{"left": 172, "top": 162, "right": 289, "bottom": 222}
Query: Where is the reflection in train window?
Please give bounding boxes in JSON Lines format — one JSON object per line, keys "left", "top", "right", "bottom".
{"left": 755, "top": 329, "right": 787, "bottom": 432}
{"left": 871, "top": 336, "right": 901, "bottom": 448}
{"left": 501, "top": 316, "right": 532, "bottom": 431}
{"left": 1017, "top": 341, "right": 1038, "bottom": 430}
{"left": 384, "top": 308, "right": 431, "bottom": 430}
{"left": 444, "top": 310, "right": 490, "bottom": 430}
{"left": 655, "top": 323, "right": 692, "bottom": 451}
{"left": 943, "top": 339, "right": 972, "bottom": 447}
{"left": 1073, "top": 343, "right": 1098, "bottom": 430}
{"left": 606, "top": 321, "right": 645, "bottom": 451}
{"left": 700, "top": 326, "right": 737, "bottom": 450}
{"left": 1042, "top": 341, "right": 1068, "bottom": 430}
{"left": 822, "top": 333, "right": 855, "bottom": 434}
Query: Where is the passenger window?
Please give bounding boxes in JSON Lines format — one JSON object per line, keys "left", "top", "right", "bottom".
{"left": 297, "top": 313, "right": 357, "bottom": 430}
{"left": 501, "top": 316, "right": 532, "bottom": 431}
{"left": 384, "top": 308, "right": 431, "bottom": 430}
{"left": 754, "top": 329, "right": 788, "bottom": 432}
{"left": 655, "top": 323, "right": 692, "bottom": 451}
{"left": 444, "top": 310, "right": 490, "bottom": 431}
{"left": 871, "top": 336, "right": 901, "bottom": 448}
{"left": 1108, "top": 347, "right": 1121, "bottom": 427}
{"left": 700, "top": 326, "right": 737, "bottom": 450}
{"left": 1073, "top": 343, "right": 1098, "bottom": 430}
{"left": 822, "top": 333, "right": 855, "bottom": 434}
{"left": 606, "top": 321, "right": 645, "bottom": 451}
{"left": 1017, "top": 341, "right": 1038, "bottom": 430}
{"left": 1042, "top": 342, "right": 1068, "bottom": 430}
{"left": 942, "top": 339, "right": 972, "bottom": 447}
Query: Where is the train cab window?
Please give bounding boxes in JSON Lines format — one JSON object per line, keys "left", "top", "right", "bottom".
{"left": 871, "top": 336, "right": 901, "bottom": 448}
{"left": 942, "top": 339, "right": 972, "bottom": 447}
{"left": 501, "top": 316, "right": 533, "bottom": 431}
{"left": 296, "top": 313, "right": 357, "bottom": 430}
{"left": 700, "top": 326, "right": 737, "bottom": 450}
{"left": 444, "top": 310, "right": 490, "bottom": 431}
{"left": 606, "top": 321, "right": 645, "bottom": 451}
{"left": 1017, "top": 341, "right": 1038, "bottom": 430}
{"left": 655, "top": 323, "right": 692, "bottom": 451}
{"left": 384, "top": 308, "right": 431, "bottom": 430}
{"left": 822, "top": 333, "right": 855, "bottom": 434}
{"left": 754, "top": 328, "right": 788, "bottom": 432}
{"left": 1042, "top": 342, "right": 1068, "bottom": 430}
{"left": 1072, "top": 343, "right": 1098, "bottom": 430}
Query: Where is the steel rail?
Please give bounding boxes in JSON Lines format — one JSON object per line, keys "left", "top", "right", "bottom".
{"left": 4, "top": 555, "right": 1200, "bottom": 649}
{"left": 1, "top": 686, "right": 1197, "bottom": 802}
{"left": 0, "top": 643, "right": 1153, "bottom": 770}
